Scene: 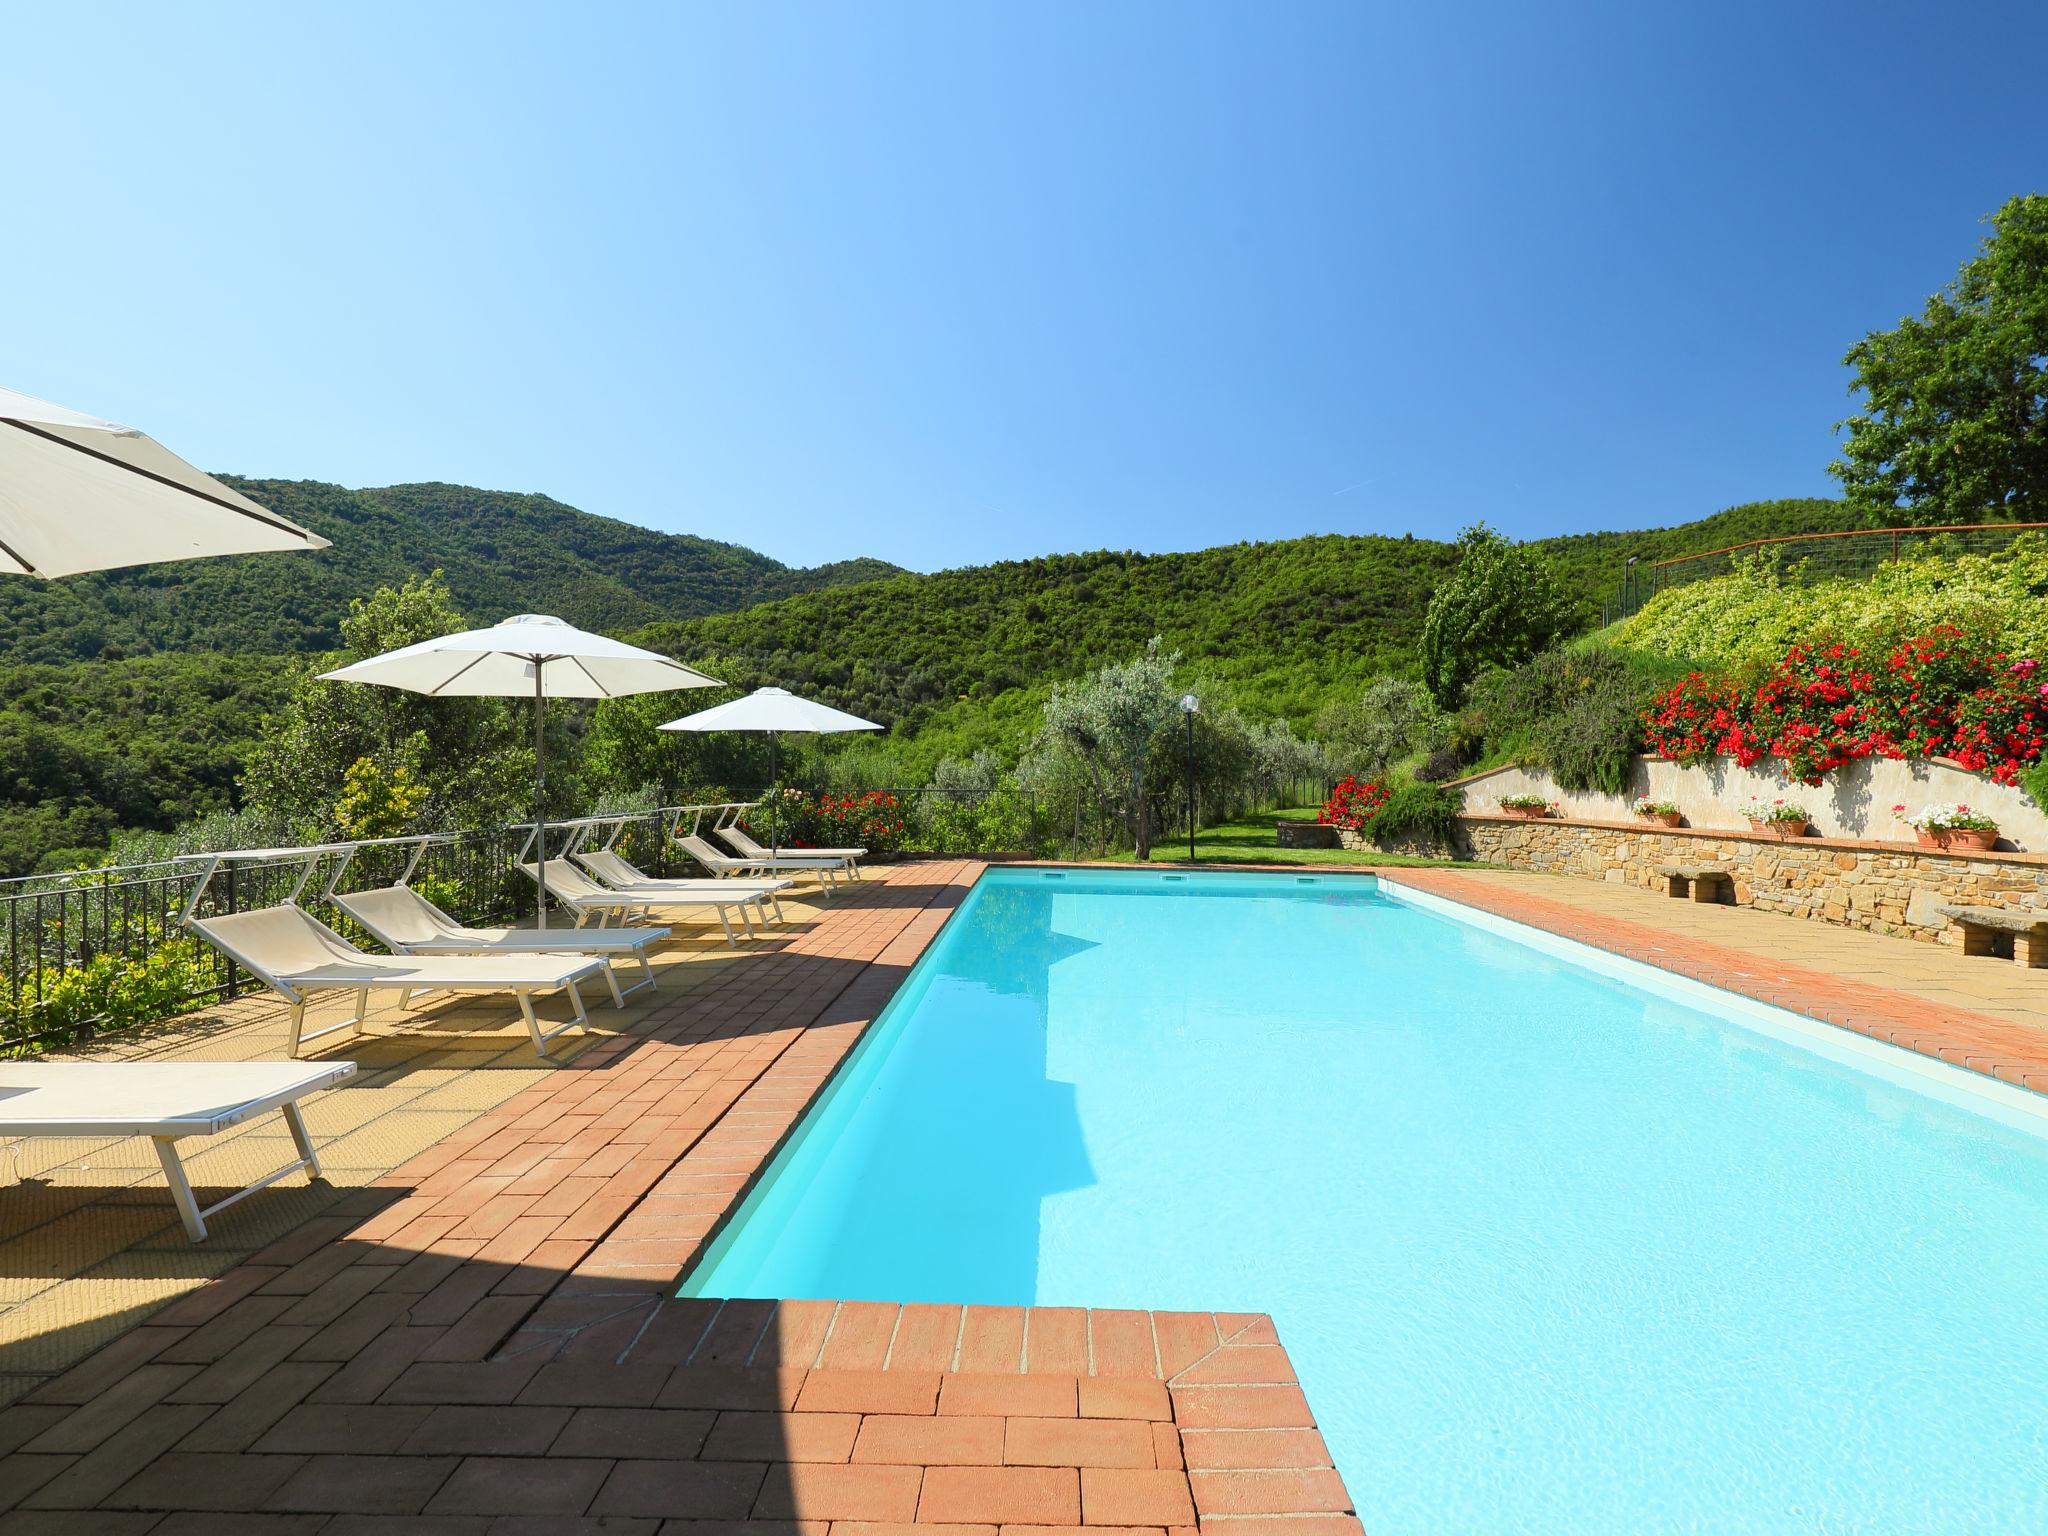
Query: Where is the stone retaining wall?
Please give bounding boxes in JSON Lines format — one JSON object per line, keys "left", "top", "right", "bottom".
{"left": 1458, "top": 815, "right": 2048, "bottom": 946}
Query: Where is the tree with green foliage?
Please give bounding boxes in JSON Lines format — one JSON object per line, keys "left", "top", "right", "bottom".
{"left": 1038, "top": 639, "right": 1185, "bottom": 860}
{"left": 1317, "top": 677, "right": 1439, "bottom": 775}
{"left": 1420, "top": 524, "right": 1575, "bottom": 708}
{"left": 243, "top": 572, "right": 540, "bottom": 833}
{"left": 1830, "top": 194, "right": 2048, "bottom": 526}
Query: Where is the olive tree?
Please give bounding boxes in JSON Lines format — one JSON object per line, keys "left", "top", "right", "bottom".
{"left": 1038, "top": 638, "right": 1185, "bottom": 860}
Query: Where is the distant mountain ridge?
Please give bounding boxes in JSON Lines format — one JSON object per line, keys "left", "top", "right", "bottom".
{"left": 0, "top": 478, "right": 904, "bottom": 664}
{"left": 0, "top": 486, "right": 1865, "bottom": 872}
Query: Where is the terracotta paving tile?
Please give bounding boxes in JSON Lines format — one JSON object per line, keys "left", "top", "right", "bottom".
{"left": 1176, "top": 1429, "right": 1331, "bottom": 1471}
{"left": 1078, "top": 1468, "right": 1197, "bottom": 1527}
{"left": 697, "top": 1299, "right": 778, "bottom": 1366}
{"left": 101, "top": 1449, "right": 308, "bottom": 1512}
{"left": 517, "top": 1361, "right": 672, "bottom": 1408}
{"left": 18, "top": 1364, "right": 198, "bottom": 1455}
{"left": 1003, "top": 1417, "right": 1155, "bottom": 1469}
{"left": 424, "top": 1453, "right": 612, "bottom": 1515}
{"left": 1171, "top": 1347, "right": 1296, "bottom": 1386}
{"left": 1086, "top": 1312, "right": 1157, "bottom": 1378}
{"left": 816, "top": 1302, "right": 900, "bottom": 1371}
{"left": 887, "top": 1303, "right": 965, "bottom": 1370}
{"left": 399, "top": 1404, "right": 572, "bottom": 1456}
{"left": 702, "top": 1409, "right": 861, "bottom": 1463}
{"left": 762, "top": 1299, "right": 839, "bottom": 1370}
{"left": 793, "top": 1370, "right": 940, "bottom": 1416}
{"left": 852, "top": 1413, "right": 1004, "bottom": 1466}
{"left": 253, "top": 1404, "right": 433, "bottom": 1455}
{"left": 1166, "top": 1388, "right": 1314, "bottom": 1431}
{"left": 1076, "top": 1378, "right": 1171, "bottom": 1423}
{"left": 1188, "top": 1469, "right": 1351, "bottom": 1516}
{"left": 1149, "top": 1315, "right": 1220, "bottom": 1382}
{"left": 1192, "top": 1516, "right": 1364, "bottom": 1536}
{"left": 939, "top": 1374, "right": 1078, "bottom": 1419}
{"left": 550, "top": 1405, "right": 715, "bottom": 1460}
{"left": 919, "top": 1466, "right": 1081, "bottom": 1526}
{"left": 658, "top": 1366, "right": 807, "bottom": 1413}
{"left": 262, "top": 1451, "right": 459, "bottom": 1514}
{"left": 753, "top": 1462, "right": 923, "bottom": 1522}
{"left": 1020, "top": 1310, "right": 1088, "bottom": 1375}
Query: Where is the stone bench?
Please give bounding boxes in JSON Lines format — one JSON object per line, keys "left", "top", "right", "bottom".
{"left": 1936, "top": 903, "right": 2048, "bottom": 967}
{"left": 1656, "top": 863, "right": 1732, "bottom": 903}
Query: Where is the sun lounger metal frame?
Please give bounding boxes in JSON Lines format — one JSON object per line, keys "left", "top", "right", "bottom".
{"left": 518, "top": 860, "right": 786, "bottom": 946}
{"left": 569, "top": 848, "right": 794, "bottom": 926}
{"left": 0, "top": 1060, "right": 356, "bottom": 1241}
{"left": 711, "top": 813, "right": 865, "bottom": 878}
{"left": 178, "top": 850, "right": 604, "bottom": 1057}
{"left": 670, "top": 828, "right": 847, "bottom": 892}
{"left": 330, "top": 882, "right": 667, "bottom": 1005}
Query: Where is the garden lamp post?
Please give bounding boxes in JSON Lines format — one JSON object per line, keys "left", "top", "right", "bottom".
{"left": 1179, "top": 693, "right": 1199, "bottom": 862}
{"left": 1624, "top": 554, "right": 1639, "bottom": 616}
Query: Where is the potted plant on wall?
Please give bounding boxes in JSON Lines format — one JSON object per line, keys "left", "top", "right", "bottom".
{"left": 1894, "top": 803, "right": 2000, "bottom": 852}
{"left": 1632, "top": 795, "right": 1683, "bottom": 828}
{"left": 1741, "top": 796, "right": 1810, "bottom": 839}
{"left": 1497, "top": 793, "right": 1554, "bottom": 820}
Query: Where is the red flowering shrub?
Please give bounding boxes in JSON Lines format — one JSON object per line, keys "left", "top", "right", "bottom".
{"left": 740, "top": 789, "right": 907, "bottom": 854}
{"left": 1319, "top": 776, "right": 1390, "bottom": 830}
{"left": 1643, "top": 627, "right": 2048, "bottom": 786}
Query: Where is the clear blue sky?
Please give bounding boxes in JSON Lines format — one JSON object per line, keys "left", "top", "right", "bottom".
{"left": 4, "top": 2, "right": 2043, "bottom": 573}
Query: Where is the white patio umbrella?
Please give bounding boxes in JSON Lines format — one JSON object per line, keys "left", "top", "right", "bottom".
{"left": 1, "top": 385, "right": 329, "bottom": 576}
{"left": 321, "top": 615, "right": 722, "bottom": 925}
{"left": 659, "top": 686, "right": 881, "bottom": 853}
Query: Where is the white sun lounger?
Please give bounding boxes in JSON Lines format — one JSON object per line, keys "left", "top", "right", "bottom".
{"left": 330, "top": 885, "right": 668, "bottom": 1006}
{"left": 0, "top": 1060, "right": 355, "bottom": 1241}
{"left": 573, "top": 849, "right": 794, "bottom": 922}
{"left": 674, "top": 833, "right": 848, "bottom": 892}
{"left": 520, "top": 861, "right": 783, "bottom": 946}
{"left": 715, "top": 823, "right": 865, "bottom": 878}
{"left": 188, "top": 905, "right": 606, "bottom": 1058}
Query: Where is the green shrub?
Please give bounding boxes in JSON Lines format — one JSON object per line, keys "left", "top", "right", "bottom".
{"left": 33, "top": 938, "right": 211, "bottom": 1044}
{"left": 1614, "top": 537, "right": 2048, "bottom": 670}
{"left": 1465, "top": 647, "right": 1689, "bottom": 795}
{"left": 2022, "top": 760, "right": 2048, "bottom": 815}
{"left": 1366, "top": 780, "right": 1463, "bottom": 849}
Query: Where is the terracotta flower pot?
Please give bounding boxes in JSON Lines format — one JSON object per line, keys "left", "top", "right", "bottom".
{"left": 1913, "top": 828, "right": 1944, "bottom": 849}
{"left": 1937, "top": 826, "right": 1998, "bottom": 852}
{"left": 1637, "top": 811, "right": 1682, "bottom": 828}
{"left": 1748, "top": 817, "right": 1809, "bottom": 839}
{"left": 1501, "top": 805, "right": 1549, "bottom": 820}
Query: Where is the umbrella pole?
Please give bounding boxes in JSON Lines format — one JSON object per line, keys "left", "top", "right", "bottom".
{"left": 534, "top": 664, "right": 548, "bottom": 930}
{"left": 769, "top": 730, "right": 779, "bottom": 856}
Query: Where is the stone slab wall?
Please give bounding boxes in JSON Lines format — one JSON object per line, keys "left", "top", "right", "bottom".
{"left": 1454, "top": 755, "right": 2048, "bottom": 851}
{"left": 1460, "top": 815, "right": 2048, "bottom": 946}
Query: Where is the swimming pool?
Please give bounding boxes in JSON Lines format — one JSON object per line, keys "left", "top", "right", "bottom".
{"left": 684, "top": 867, "right": 2048, "bottom": 1534}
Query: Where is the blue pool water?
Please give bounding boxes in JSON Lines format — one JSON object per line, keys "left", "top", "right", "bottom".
{"left": 684, "top": 868, "right": 2048, "bottom": 1534}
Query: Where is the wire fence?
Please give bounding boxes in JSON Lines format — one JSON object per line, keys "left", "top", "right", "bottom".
{"left": 1602, "top": 521, "right": 2048, "bottom": 625}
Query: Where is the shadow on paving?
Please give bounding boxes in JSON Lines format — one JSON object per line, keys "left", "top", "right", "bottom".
{"left": 0, "top": 860, "right": 988, "bottom": 1526}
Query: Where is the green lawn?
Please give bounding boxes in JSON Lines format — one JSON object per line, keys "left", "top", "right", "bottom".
{"left": 1107, "top": 807, "right": 1475, "bottom": 868}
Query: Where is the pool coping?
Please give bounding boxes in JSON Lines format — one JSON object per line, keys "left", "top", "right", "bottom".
{"left": 3, "top": 854, "right": 2042, "bottom": 1530}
